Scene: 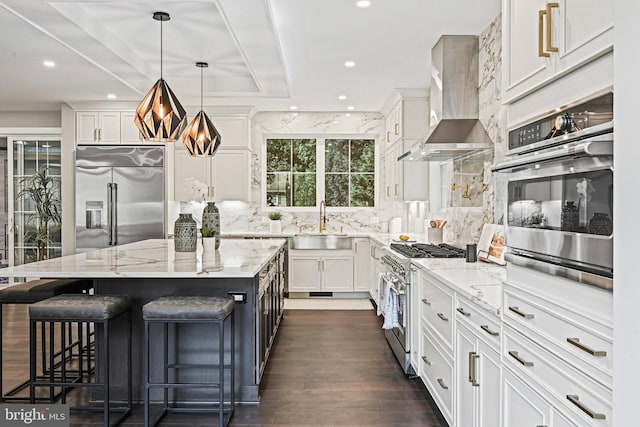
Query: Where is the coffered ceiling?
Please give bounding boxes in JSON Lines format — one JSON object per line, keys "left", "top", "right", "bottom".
{"left": 0, "top": 0, "right": 500, "bottom": 112}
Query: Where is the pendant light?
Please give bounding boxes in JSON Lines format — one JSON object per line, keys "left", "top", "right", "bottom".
{"left": 134, "top": 11, "right": 187, "bottom": 142}
{"left": 182, "top": 62, "right": 222, "bottom": 156}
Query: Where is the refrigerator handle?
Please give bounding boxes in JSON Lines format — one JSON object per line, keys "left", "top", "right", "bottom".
{"left": 107, "top": 183, "right": 113, "bottom": 245}
{"left": 113, "top": 183, "right": 118, "bottom": 246}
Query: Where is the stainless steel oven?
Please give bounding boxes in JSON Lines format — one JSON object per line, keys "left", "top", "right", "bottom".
{"left": 494, "top": 92, "right": 613, "bottom": 290}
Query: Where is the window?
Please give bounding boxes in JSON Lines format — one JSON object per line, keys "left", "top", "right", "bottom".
{"left": 265, "top": 137, "right": 375, "bottom": 208}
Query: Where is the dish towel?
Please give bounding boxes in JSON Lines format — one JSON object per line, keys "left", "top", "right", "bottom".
{"left": 376, "top": 272, "right": 387, "bottom": 317}
{"left": 379, "top": 274, "right": 400, "bottom": 329}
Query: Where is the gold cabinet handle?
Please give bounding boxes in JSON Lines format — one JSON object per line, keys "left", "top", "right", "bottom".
{"left": 437, "top": 313, "right": 449, "bottom": 322}
{"left": 508, "top": 350, "right": 534, "bottom": 367}
{"left": 538, "top": 9, "right": 550, "bottom": 57}
{"left": 546, "top": 2, "right": 559, "bottom": 52}
{"left": 566, "top": 337, "right": 607, "bottom": 357}
{"left": 93, "top": 128, "right": 98, "bottom": 141}
{"left": 508, "top": 306, "right": 534, "bottom": 319}
{"left": 437, "top": 378, "right": 449, "bottom": 390}
{"left": 394, "top": 184, "right": 399, "bottom": 196}
{"left": 456, "top": 307, "right": 471, "bottom": 317}
{"left": 394, "top": 123, "right": 399, "bottom": 135}
{"left": 480, "top": 324, "right": 499, "bottom": 337}
{"left": 386, "top": 131, "right": 390, "bottom": 142}
{"left": 386, "top": 186, "right": 390, "bottom": 197}
{"left": 469, "top": 352, "right": 480, "bottom": 386}
{"left": 566, "top": 395, "right": 606, "bottom": 420}
{"left": 421, "top": 355, "right": 431, "bottom": 366}
{"left": 421, "top": 298, "right": 431, "bottom": 306}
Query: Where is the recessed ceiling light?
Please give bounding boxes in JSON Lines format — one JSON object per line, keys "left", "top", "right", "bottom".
{"left": 107, "top": 94, "right": 117, "bottom": 100}
{"left": 43, "top": 60, "right": 55, "bottom": 68}
{"left": 338, "top": 95, "right": 347, "bottom": 101}
{"left": 347, "top": 106, "right": 355, "bottom": 111}
{"left": 356, "top": 1, "right": 371, "bottom": 7}
{"left": 345, "top": 113, "right": 351, "bottom": 117}
{"left": 344, "top": 60, "right": 356, "bottom": 68}
{"left": 333, "top": 120, "right": 340, "bottom": 124}
{"left": 289, "top": 105, "right": 298, "bottom": 110}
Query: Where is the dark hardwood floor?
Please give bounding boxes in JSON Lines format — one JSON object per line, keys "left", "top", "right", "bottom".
{"left": 2, "top": 304, "right": 447, "bottom": 426}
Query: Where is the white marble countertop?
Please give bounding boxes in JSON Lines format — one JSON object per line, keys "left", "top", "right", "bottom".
{"left": 0, "top": 239, "right": 287, "bottom": 279}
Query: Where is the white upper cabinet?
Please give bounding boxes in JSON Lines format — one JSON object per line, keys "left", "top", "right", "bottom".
{"left": 120, "top": 111, "right": 144, "bottom": 143}
{"left": 76, "top": 111, "right": 138, "bottom": 144}
{"left": 503, "top": 0, "right": 613, "bottom": 103}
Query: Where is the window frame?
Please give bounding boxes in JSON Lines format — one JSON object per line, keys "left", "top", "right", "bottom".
{"left": 262, "top": 133, "right": 380, "bottom": 212}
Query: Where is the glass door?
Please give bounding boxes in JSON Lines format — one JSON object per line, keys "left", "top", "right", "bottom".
{"left": 8, "top": 136, "right": 62, "bottom": 266}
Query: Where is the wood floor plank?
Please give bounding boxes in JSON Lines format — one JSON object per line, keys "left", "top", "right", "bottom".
{"left": 2, "top": 304, "right": 447, "bottom": 426}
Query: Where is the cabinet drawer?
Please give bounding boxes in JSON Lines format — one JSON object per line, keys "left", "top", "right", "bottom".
{"left": 503, "top": 367, "right": 550, "bottom": 427}
{"left": 504, "top": 289, "right": 612, "bottom": 386}
{"left": 421, "top": 275, "right": 454, "bottom": 351}
{"left": 455, "top": 294, "right": 501, "bottom": 351}
{"left": 504, "top": 326, "right": 611, "bottom": 426}
{"left": 420, "top": 329, "right": 453, "bottom": 424}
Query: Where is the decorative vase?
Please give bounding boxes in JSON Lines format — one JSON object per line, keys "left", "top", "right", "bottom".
{"left": 269, "top": 220, "right": 282, "bottom": 233}
{"left": 202, "top": 237, "right": 217, "bottom": 254}
{"left": 174, "top": 213, "right": 197, "bottom": 252}
{"left": 202, "top": 202, "right": 221, "bottom": 249}
{"left": 561, "top": 201, "right": 579, "bottom": 232}
{"left": 589, "top": 212, "right": 613, "bottom": 236}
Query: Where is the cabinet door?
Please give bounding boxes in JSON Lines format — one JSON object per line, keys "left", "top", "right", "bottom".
{"left": 173, "top": 149, "right": 211, "bottom": 201}
{"left": 503, "top": 0, "right": 554, "bottom": 102}
{"left": 503, "top": 368, "right": 550, "bottom": 427}
{"left": 554, "top": 0, "right": 613, "bottom": 75}
{"left": 384, "top": 152, "right": 394, "bottom": 200}
{"left": 392, "top": 101, "right": 403, "bottom": 142}
{"left": 353, "top": 238, "right": 370, "bottom": 291}
{"left": 120, "top": 112, "right": 143, "bottom": 143}
{"left": 393, "top": 143, "right": 403, "bottom": 199}
{"left": 211, "top": 116, "right": 250, "bottom": 149}
{"left": 98, "top": 112, "right": 121, "bottom": 143}
{"left": 289, "top": 256, "right": 321, "bottom": 291}
{"left": 210, "top": 150, "right": 249, "bottom": 201}
{"left": 456, "top": 322, "right": 477, "bottom": 427}
{"left": 477, "top": 341, "right": 501, "bottom": 427}
{"left": 322, "top": 256, "right": 354, "bottom": 291}
{"left": 76, "top": 112, "right": 99, "bottom": 144}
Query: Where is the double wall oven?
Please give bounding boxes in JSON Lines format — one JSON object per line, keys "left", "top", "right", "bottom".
{"left": 494, "top": 92, "right": 613, "bottom": 290}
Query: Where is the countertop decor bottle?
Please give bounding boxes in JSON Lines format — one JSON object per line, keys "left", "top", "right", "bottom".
{"left": 174, "top": 213, "right": 197, "bottom": 252}
{"left": 202, "top": 187, "right": 220, "bottom": 249}
{"left": 561, "top": 201, "right": 579, "bottom": 232}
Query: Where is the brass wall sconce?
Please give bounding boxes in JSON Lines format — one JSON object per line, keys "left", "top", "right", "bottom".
{"left": 451, "top": 183, "right": 470, "bottom": 199}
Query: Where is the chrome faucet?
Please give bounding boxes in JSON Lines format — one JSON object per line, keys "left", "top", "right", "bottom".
{"left": 319, "top": 200, "right": 327, "bottom": 233}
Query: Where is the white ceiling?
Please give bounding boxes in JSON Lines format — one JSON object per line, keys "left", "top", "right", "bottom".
{"left": 0, "top": 0, "right": 500, "bottom": 112}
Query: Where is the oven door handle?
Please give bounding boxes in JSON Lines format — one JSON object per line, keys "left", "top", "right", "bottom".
{"left": 493, "top": 139, "right": 612, "bottom": 172}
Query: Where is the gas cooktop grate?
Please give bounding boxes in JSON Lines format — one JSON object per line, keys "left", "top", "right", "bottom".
{"left": 390, "top": 243, "right": 465, "bottom": 258}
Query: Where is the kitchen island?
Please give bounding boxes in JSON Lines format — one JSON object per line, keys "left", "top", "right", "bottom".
{"left": 0, "top": 238, "right": 288, "bottom": 403}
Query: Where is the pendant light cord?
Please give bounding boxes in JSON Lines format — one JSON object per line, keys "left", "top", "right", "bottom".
{"left": 160, "top": 19, "right": 163, "bottom": 79}
{"left": 200, "top": 66, "right": 204, "bottom": 110}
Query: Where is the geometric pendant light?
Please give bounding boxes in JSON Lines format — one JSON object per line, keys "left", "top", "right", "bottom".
{"left": 182, "top": 62, "right": 222, "bottom": 156}
{"left": 134, "top": 12, "right": 187, "bottom": 142}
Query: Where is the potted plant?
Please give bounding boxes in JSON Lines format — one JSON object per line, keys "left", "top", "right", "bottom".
{"left": 268, "top": 211, "right": 282, "bottom": 233}
{"left": 201, "top": 225, "right": 217, "bottom": 253}
{"left": 18, "top": 166, "right": 61, "bottom": 262}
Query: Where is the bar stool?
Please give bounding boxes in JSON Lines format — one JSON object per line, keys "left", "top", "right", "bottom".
{"left": 29, "top": 294, "right": 132, "bottom": 427}
{"left": 0, "top": 278, "right": 94, "bottom": 401}
{"left": 142, "top": 296, "right": 235, "bottom": 427}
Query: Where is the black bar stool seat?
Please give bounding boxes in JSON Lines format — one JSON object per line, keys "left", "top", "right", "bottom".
{"left": 29, "top": 294, "right": 132, "bottom": 427}
{"left": 0, "top": 278, "right": 94, "bottom": 402}
{"left": 143, "top": 296, "right": 235, "bottom": 427}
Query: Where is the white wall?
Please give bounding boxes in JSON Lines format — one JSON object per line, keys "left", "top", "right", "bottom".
{"left": 613, "top": 0, "right": 639, "bottom": 424}
{"left": 0, "top": 111, "right": 61, "bottom": 128}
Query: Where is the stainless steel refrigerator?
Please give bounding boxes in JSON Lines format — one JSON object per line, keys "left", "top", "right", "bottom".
{"left": 75, "top": 145, "right": 165, "bottom": 252}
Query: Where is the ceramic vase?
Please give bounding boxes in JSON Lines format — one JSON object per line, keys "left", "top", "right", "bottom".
{"left": 202, "top": 202, "right": 220, "bottom": 249}
{"left": 269, "top": 220, "right": 282, "bottom": 233}
{"left": 174, "top": 213, "right": 197, "bottom": 252}
{"left": 202, "top": 237, "right": 217, "bottom": 254}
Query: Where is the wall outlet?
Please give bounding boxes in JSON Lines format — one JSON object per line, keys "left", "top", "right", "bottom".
{"left": 370, "top": 217, "right": 379, "bottom": 224}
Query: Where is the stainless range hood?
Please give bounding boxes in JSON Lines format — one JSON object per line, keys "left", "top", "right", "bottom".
{"left": 400, "top": 35, "right": 492, "bottom": 162}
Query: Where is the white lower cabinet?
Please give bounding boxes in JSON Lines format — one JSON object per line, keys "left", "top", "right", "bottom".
{"left": 353, "top": 238, "right": 371, "bottom": 292}
{"left": 420, "top": 327, "right": 454, "bottom": 425}
{"left": 503, "top": 367, "right": 550, "bottom": 427}
{"left": 369, "top": 242, "right": 384, "bottom": 302}
{"left": 455, "top": 321, "right": 500, "bottom": 427}
{"left": 288, "top": 251, "right": 353, "bottom": 292}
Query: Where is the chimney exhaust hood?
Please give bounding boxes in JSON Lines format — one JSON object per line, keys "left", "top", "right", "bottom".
{"left": 400, "top": 35, "right": 492, "bottom": 162}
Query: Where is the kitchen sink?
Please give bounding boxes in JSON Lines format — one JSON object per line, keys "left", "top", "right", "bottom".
{"left": 290, "top": 234, "right": 352, "bottom": 250}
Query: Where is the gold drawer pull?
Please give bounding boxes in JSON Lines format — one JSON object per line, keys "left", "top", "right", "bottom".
{"left": 421, "top": 298, "right": 431, "bottom": 306}
{"left": 566, "top": 337, "right": 607, "bottom": 357}
{"left": 508, "top": 350, "right": 533, "bottom": 367}
{"left": 508, "top": 306, "right": 534, "bottom": 319}
{"left": 421, "top": 356, "right": 431, "bottom": 366}
{"left": 566, "top": 395, "right": 606, "bottom": 420}
{"left": 437, "top": 313, "right": 449, "bottom": 322}
{"left": 480, "top": 324, "right": 499, "bottom": 336}
{"left": 437, "top": 378, "right": 448, "bottom": 390}
{"left": 456, "top": 307, "right": 471, "bottom": 317}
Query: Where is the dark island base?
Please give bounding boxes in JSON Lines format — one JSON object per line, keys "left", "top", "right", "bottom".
{"left": 94, "top": 276, "right": 259, "bottom": 403}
